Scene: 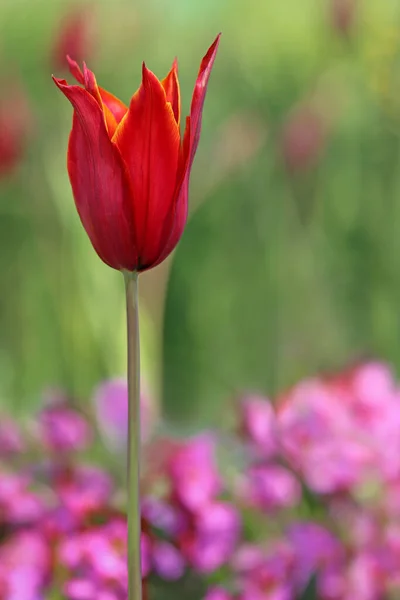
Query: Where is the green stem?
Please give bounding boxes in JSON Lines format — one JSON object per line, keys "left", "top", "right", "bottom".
{"left": 124, "top": 270, "right": 142, "bottom": 600}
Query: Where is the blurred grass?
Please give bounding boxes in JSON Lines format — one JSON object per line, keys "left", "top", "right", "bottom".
{"left": 1, "top": 0, "right": 400, "bottom": 424}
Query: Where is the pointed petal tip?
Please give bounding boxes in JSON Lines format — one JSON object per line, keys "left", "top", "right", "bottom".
{"left": 141, "top": 61, "right": 151, "bottom": 82}
{"left": 195, "top": 34, "right": 221, "bottom": 83}
{"left": 67, "top": 55, "right": 85, "bottom": 85}
{"left": 82, "top": 61, "right": 90, "bottom": 84}
{"left": 52, "top": 75, "right": 68, "bottom": 88}
{"left": 140, "top": 63, "right": 164, "bottom": 93}
{"left": 206, "top": 33, "right": 222, "bottom": 59}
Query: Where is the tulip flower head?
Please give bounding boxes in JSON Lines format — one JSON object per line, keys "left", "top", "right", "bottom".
{"left": 53, "top": 36, "right": 220, "bottom": 272}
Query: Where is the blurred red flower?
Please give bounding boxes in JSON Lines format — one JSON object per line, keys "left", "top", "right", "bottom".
{"left": 53, "top": 35, "right": 220, "bottom": 272}
{"left": 330, "top": 0, "right": 357, "bottom": 37}
{"left": 0, "top": 81, "right": 32, "bottom": 178}
{"left": 52, "top": 6, "right": 95, "bottom": 72}
{"left": 281, "top": 104, "right": 326, "bottom": 173}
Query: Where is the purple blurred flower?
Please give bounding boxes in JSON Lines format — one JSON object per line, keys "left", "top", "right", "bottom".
{"left": 184, "top": 502, "right": 241, "bottom": 573}
{"left": 37, "top": 400, "right": 91, "bottom": 453}
{"left": 239, "top": 395, "right": 278, "bottom": 458}
{"left": 54, "top": 464, "right": 113, "bottom": 517}
{"left": 287, "top": 521, "right": 346, "bottom": 592}
{"left": 168, "top": 434, "right": 222, "bottom": 512}
{"left": 240, "top": 541, "right": 294, "bottom": 600}
{"left": 152, "top": 541, "right": 185, "bottom": 580}
{"left": 238, "top": 465, "right": 301, "bottom": 512}
{"left": 142, "top": 496, "right": 187, "bottom": 537}
{"left": 93, "top": 378, "right": 154, "bottom": 451}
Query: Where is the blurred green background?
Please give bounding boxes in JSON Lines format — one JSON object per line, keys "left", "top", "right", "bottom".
{"left": 1, "top": 0, "right": 400, "bottom": 426}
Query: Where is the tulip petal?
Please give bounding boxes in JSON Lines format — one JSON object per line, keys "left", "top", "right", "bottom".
{"left": 82, "top": 63, "right": 122, "bottom": 137}
{"left": 67, "top": 56, "right": 127, "bottom": 134}
{"left": 53, "top": 77, "right": 137, "bottom": 270}
{"left": 151, "top": 36, "right": 220, "bottom": 267}
{"left": 161, "top": 59, "right": 180, "bottom": 126}
{"left": 67, "top": 55, "right": 85, "bottom": 84}
{"left": 150, "top": 118, "right": 191, "bottom": 268}
{"left": 99, "top": 88, "right": 128, "bottom": 124}
{"left": 188, "top": 34, "right": 221, "bottom": 167}
{"left": 112, "top": 64, "right": 180, "bottom": 268}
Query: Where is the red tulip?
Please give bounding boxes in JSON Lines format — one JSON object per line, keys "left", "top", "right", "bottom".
{"left": 53, "top": 36, "right": 220, "bottom": 272}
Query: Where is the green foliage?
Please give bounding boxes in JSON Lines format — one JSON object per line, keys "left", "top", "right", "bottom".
{"left": 298, "top": 574, "right": 318, "bottom": 600}
{"left": 1, "top": 0, "right": 400, "bottom": 424}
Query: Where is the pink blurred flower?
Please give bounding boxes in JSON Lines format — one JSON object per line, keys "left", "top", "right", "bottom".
{"left": 38, "top": 400, "right": 91, "bottom": 453}
{"left": 345, "top": 362, "right": 400, "bottom": 480}
{"left": 168, "top": 435, "right": 222, "bottom": 512}
{"left": 64, "top": 578, "right": 97, "bottom": 600}
{"left": 182, "top": 502, "right": 240, "bottom": 573}
{"left": 0, "top": 472, "right": 44, "bottom": 526}
{"left": 204, "top": 587, "right": 233, "bottom": 600}
{"left": 59, "top": 518, "right": 150, "bottom": 598}
{"left": 343, "top": 552, "right": 384, "bottom": 600}
{"left": 240, "top": 583, "right": 292, "bottom": 600}
{"left": 231, "top": 544, "right": 265, "bottom": 574}
{"left": 239, "top": 395, "right": 278, "bottom": 458}
{"left": 277, "top": 377, "right": 375, "bottom": 493}
{"left": 0, "top": 531, "right": 50, "bottom": 599}
{"left": 238, "top": 465, "right": 301, "bottom": 512}
{"left": 53, "top": 464, "right": 113, "bottom": 517}
{"left": 93, "top": 378, "right": 155, "bottom": 451}
{"left": 51, "top": 5, "right": 95, "bottom": 72}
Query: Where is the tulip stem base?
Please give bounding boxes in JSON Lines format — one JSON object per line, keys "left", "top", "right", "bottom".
{"left": 124, "top": 270, "right": 142, "bottom": 600}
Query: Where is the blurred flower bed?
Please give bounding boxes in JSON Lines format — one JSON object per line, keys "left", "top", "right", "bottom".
{"left": 2, "top": 361, "right": 400, "bottom": 600}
